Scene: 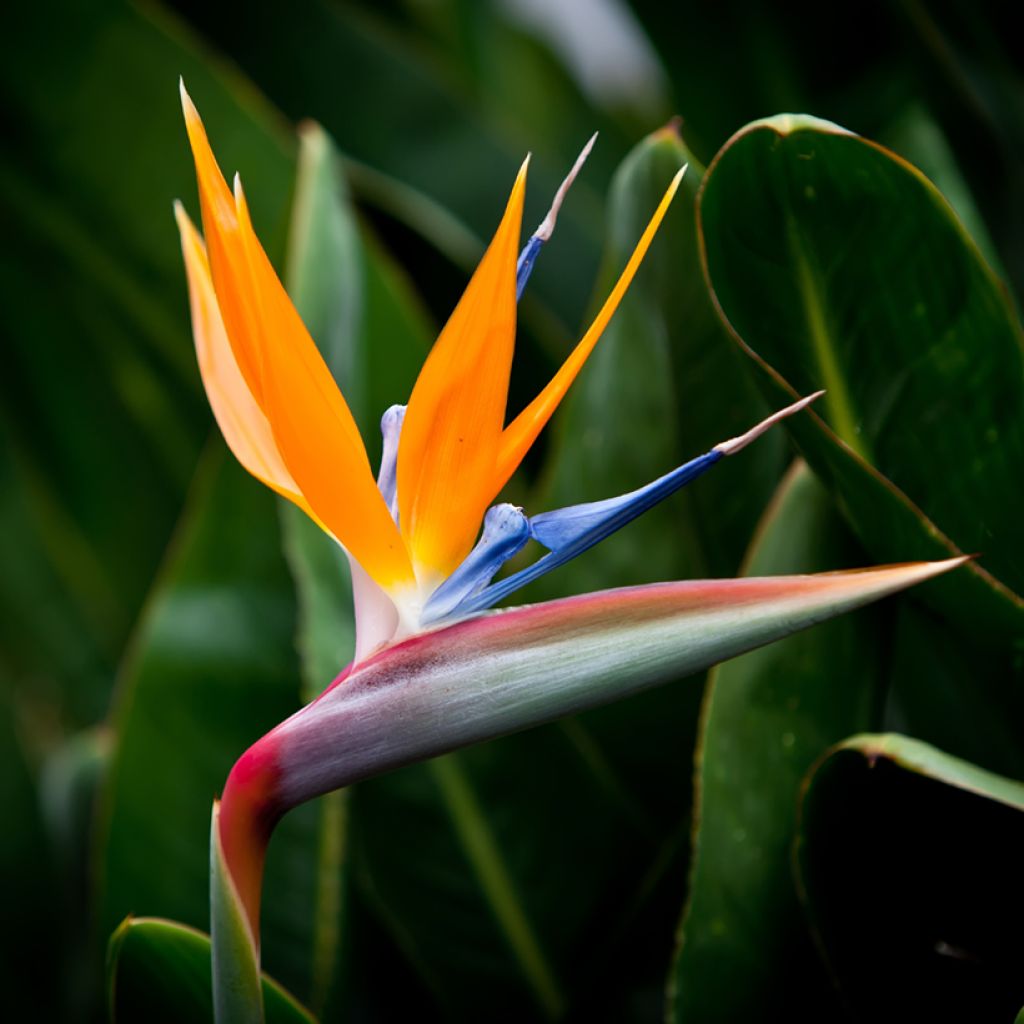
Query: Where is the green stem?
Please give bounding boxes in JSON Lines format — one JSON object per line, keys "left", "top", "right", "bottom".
{"left": 210, "top": 801, "right": 265, "bottom": 1023}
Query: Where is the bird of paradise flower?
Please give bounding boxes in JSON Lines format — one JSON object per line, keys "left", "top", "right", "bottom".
{"left": 173, "top": 82, "right": 963, "bottom": 1022}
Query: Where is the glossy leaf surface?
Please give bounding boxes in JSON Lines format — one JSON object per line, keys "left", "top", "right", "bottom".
{"left": 108, "top": 917, "right": 313, "bottom": 1024}
{"left": 669, "top": 463, "right": 877, "bottom": 1022}
{"left": 699, "top": 115, "right": 1024, "bottom": 640}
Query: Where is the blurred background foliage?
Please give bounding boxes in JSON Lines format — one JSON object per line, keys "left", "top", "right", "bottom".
{"left": 1, "top": 1, "right": 1022, "bottom": 1021}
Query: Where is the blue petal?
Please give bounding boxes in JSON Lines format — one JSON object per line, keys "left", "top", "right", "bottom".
{"left": 516, "top": 235, "right": 543, "bottom": 300}
{"left": 377, "top": 404, "right": 405, "bottom": 521}
{"left": 422, "top": 504, "right": 532, "bottom": 623}
{"left": 426, "top": 448, "right": 723, "bottom": 623}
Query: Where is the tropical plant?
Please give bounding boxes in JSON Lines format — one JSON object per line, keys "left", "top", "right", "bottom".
{"left": 2, "top": 3, "right": 1021, "bottom": 1022}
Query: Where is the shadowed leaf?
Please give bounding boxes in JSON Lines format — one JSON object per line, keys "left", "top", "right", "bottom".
{"left": 796, "top": 734, "right": 1024, "bottom": 1022}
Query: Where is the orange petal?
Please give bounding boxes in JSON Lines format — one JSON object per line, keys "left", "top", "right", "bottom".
{"left": 180, "top": 83, "right": 413, "bottom": 591}
{"left": 232, "top": 181, "right": 415, "bottom": 590}
{"left": 175, "top": 201, "right": 312, "bottom": 515}
{"left": 397, "top": 160, "right": 528, "bottom": 582}
{"left": 180, "top": 81, "right": 267, "bottom": 407}
{"left": 494, "top": 167, "right": 685, "bottom": 492}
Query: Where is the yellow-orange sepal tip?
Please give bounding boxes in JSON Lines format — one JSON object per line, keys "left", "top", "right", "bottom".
{"left": 229, "top": 170, "right": 414, "bottom": 593}
{"left": 179, "top": 82, "right": 269, "bottom": 411}
{"left": 174, "top": 200, "right": 314, "bottom": 518}
{"left": 396, "top": 158, "right": 529, "bottom": 581}
{"left": 179, "top": 80, "right": 236, "bottom": 226}
{"left": 494, "top": 165, "right": 686, "bottom": 492}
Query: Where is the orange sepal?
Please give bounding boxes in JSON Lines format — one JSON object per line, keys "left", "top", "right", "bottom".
{"left": 175, "top": 201, "right": 314, "bottom": 518}
{"left": 180, "top": 81, "right": 267, "bottom": 408}
{"left": 233, "top": 181, "right": 414, "bottom": 590}
{"left": 397, "top": 160, "right": 528, "bottom": 581}
{"left": 494, "top": 167, "right": 685, "bottom": 492}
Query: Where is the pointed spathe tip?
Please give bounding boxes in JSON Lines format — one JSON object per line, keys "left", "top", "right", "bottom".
{"left": 881, "top": 553, "right": 973, "bottom": 581}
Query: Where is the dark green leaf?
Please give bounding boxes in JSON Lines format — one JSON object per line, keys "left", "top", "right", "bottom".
{"left": 210, "top": 807, "right": 264, "bottom": 1024}
{"left": 0, "top": 692, "right": 61, "bottom": 1019}
{"left": 94, "top": 450, "right": 315, "bottom": 1000}
{"left": 699, "top": 115, "right": 1024, "bottom": 642}
{"left": 0, "top": 0, "right": 299, "bottom": 718}
{"left": 796, "top": 734, "right": 1024, "bottom": 1023}
{"left": 669, "top": 462, "right": 877, "bottom": 1022}
{"left": 107, "top": 916, "right": 314, "bottom": 1024}
{"left": 880, "top": 106, "right": 1000, "bottom": 274}
{"left": 883, "top": 600, "right": 1024, "bottom": 777}
{"left": 351, "top": 737, "right": 643, "bottom": 1020}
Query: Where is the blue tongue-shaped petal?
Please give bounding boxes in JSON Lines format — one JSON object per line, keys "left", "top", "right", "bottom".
{"left": 421, "top": 503, "right": 531, "bottom": 622}
{"left": 529, "top": 450, "right": 722, "bottom": 552}
{"left": 422, "top": 449, "right": 722, "bottom": 624}
{"left": 422, "top": 392, "right": 824, "bottom": 625}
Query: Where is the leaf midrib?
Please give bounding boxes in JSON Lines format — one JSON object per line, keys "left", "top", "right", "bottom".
{"left": 785, "top": 211, "right": 870, "bottom": 462}
{"left": 429, "top": 754, "right": 565, "bottom": 1020}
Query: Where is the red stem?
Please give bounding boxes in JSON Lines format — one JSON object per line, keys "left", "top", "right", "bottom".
{"left": 217, "top": 732, "right": 285, "bottom": 943}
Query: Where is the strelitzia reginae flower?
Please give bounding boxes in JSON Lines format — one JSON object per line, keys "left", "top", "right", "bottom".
{"left": 174, "top": 82, "right": 964, "bottom": 1022}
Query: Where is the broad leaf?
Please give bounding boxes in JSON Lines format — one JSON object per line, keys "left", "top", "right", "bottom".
{"left": 796, "top": 734, "right": 1024, "bottom": 1022}
{"left": 210, "top": 804, "right": 263, "bottom": 1024}
{"left": 107, "top": 917, "right": 313, "bottom": 1024}
{"left": 95, "top": 451, "right": 325, "bottom": 1000}
{"left": 669, "top": 462, "right": 879, "bottom": 1021}
{"left": 699, "top": 115, "right": 1024, "bottom": 642}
